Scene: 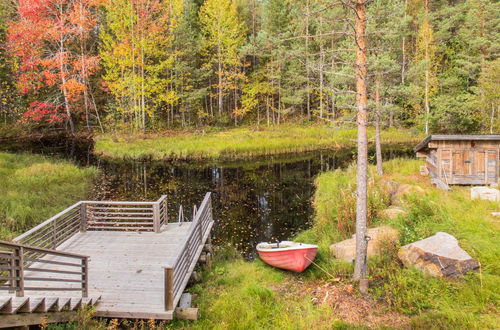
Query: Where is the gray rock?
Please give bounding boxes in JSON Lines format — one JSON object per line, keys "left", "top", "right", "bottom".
{"left": 471, "top": 187, "right": 500, "bottom": 202}
{"left": 398, "top": 232, "right": 479, "bottom": 278}
{"left": 330, "top": 226, "right": 399, "bottom": 263}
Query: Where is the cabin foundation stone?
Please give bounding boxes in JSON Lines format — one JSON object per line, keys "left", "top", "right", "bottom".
{"left": 470, "top": 187, "right": 500, "bottom": 202}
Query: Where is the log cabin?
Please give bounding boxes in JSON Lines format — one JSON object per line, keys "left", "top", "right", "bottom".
{"left": 414, "top": 135, "right": 500, "bottom": 189}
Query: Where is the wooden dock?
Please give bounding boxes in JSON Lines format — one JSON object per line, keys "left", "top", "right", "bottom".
{"left": 0, "top": 192, "right": 213, "bottom": 325}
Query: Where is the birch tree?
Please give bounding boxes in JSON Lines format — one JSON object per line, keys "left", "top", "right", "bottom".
{"left": 199, "top": 0, "right": 246, "bottom": 119}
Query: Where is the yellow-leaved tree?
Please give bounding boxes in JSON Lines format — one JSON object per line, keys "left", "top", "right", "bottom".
{"left": 199, "top": 0, "right": 247, "bottom": 121}
{"left": 100, "top": 0, "right": 183, "bottom": 130}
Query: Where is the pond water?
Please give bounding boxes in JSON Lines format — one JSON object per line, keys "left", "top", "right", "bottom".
{"left": 1, "top": 137, "right": 413, "bottom": 259}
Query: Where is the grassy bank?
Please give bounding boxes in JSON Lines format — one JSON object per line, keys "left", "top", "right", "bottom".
{"left": 170, "top": 158, "right": 498, "bottom": 329}
{"left": 95, "top": 125, "right": 423, "bottom": 161}
{"left": 0, "top": 152, "right": 97, "bottom": 240}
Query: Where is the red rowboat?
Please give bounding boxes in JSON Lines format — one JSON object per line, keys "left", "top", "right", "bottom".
{"left": 256, "top": 241, "right": 318, "bottom": 272}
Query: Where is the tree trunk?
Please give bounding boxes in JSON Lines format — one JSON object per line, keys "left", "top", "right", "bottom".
{"left": 490, "top": 103, "right": 495, "bottom": 134}
{"left": 266, "top": 94, "right": 270, "bottom": 126}
{"left": 218, "top": 51, "right": 223, "bottom": 116}
{"left": 424, "top": 69, "right": 430, "bottom": 134}
{"left": 305, "top": 0, "right": 310, "bottom": 120}
{"left": 319, "top": 17, "right": 324, "bottom": 119}
{"left": 375, "top": 78, "right": 383, "bottom": 175}
{"left": 353, "top": 0, "right": 369, "bottom": 294}
{"left": 59, "top": 26, "right": 74, "bottom": 133}
{"left": 401, "top": 0, "right": 407, "bottom": 84}
{"left": 424, "top": 0, "right": 430, "bottom": 135}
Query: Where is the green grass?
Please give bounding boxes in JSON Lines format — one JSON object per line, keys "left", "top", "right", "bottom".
{"left": 0, "top": 152, "right": 97, "bottom": 240}
{"left": 94, "top": 124, "right": 423, "bottom": 161}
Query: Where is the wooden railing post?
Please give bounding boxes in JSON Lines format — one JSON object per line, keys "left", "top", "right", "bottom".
{"left": 162, "top": 196, "right": 168, "bottom": 225}
{"left": 82, "top": 256, "right": 89, "bottom": 297}
{"left": 80, "top": 203, "right": 87, "bottom": 232}
{"left": 153, "top": 203, "right": 161, "bottom": 233}
{"left": 164, "top": 267, "right": 174, "bottom": 310}
{"left": 14, "top": 246, "right": 24, "bottom": 297}
{"left": 9, "top": 251, "right": 15, "bottom": 293}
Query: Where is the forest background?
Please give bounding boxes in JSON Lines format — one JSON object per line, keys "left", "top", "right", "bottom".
{"left": 0, "top": 0, "right": 498, "bottom": 134}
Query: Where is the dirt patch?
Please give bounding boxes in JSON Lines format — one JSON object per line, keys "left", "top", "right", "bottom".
{"left": 272, "top": 279, "right": 411, "bottom": 329}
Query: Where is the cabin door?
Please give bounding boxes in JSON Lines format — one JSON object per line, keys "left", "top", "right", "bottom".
{"left": 486, "top": 150, "right": 499, "bottom": 184}
{"left": 452, "top": 150, "right": 472, "bottom": 176}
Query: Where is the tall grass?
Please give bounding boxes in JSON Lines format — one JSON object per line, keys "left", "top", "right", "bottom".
{"left": 0, "top": 152, "right": 97, "bottom": 240}
{"left": 95, "top": 124, "right": 423, "bottom": 161}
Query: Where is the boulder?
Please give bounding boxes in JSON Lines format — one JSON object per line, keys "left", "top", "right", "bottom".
{"left": 471, "top": 187, "right": 500, "bottom": 202}
{"left": 491, "top": 212, "right": 500, "bottom": 217}
{"left": 330, "top": 226, "right": 399, "bottom": 263}
{"left": 379, "top": 206, "right": 407, "bottom": 219}
{"left": 398, "top": 232, "right": 479, "bottom": 278}
{"left": 381, "top": 179, "right": 400, "bottom": 196}
{"left": 392, "top": 183, "right": 425, "bottom": 205}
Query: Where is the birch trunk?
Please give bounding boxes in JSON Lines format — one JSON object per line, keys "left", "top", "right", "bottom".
{"left": 375, "top": 78, "right": 383, "bottom": 175}
{"left": 58, "top": 3, "right": 74, "bottom": 133}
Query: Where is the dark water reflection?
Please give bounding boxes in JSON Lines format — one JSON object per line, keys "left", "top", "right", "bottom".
{"left": 0, "top": 136, "right": 413, "bottom": 259}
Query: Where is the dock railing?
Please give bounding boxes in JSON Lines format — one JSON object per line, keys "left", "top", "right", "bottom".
{"left": 0, "top": 240, "right": 88, "bottom": 297}
{"left": 14, "top": 203, "right": 83, "bottom": 248}
{"left": 164, "top": 192, "right": 213, "bottom": 311}
{"left": 14, "top": 196, "right": 169, "bottom": 250}
{"left": 83, "top": 195, "right": 168, "bottom": 232}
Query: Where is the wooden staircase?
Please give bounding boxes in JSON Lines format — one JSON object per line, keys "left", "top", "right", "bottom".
{"left": 0, "top": 295, "right": 100, "bottom": 314}
{"left": 0, "top": 295, "right": 101, "bottom": 328}
{"left": 0, "top": 240, "right": 97, "bottom": 328}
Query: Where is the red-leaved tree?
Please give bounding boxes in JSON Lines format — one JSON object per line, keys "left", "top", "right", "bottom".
{"left": 7, "top": 0, "right": 101, "bottom": 132}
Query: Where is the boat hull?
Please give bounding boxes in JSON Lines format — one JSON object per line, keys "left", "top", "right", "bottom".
{"left": 257, "top": 247, "right": 318, "bottom": 272}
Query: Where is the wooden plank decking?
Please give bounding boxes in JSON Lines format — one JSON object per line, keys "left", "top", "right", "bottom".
{"left": 14, "top": 224, "right": 192, "bottom": 319}
{"left": 0, "top": 193, "right": 214, "bottom": 322}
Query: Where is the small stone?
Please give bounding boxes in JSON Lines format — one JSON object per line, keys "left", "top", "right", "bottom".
{"left": 471, "top": 187, "right": 500, "bottom": 202}
{"left": 330, "top": 226, "right": 399, "bottom": 263}
{"left": 398, "top": 232, "right": 479, "bottom": 278}
{"left": 392, "top": 184, "right": 425, "bottom": 205}
{"left": 379, "top": 206, "right": 407, "bottom": 219}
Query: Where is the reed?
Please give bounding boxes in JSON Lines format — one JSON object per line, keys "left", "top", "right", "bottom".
{"left": 0, "top": 152, "right": 97, "bottom": 240}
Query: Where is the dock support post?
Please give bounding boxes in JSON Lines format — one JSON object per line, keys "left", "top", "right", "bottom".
{"left": 153, "top": 203, "right": 161, "bottom": 233}
{"left": 80, "top": 203, "right": 87, "bottom": 232}
{"left": 82, "top": 256, "right": 89, "bottom": 298}
{"left": 15, "top": 247, "right": 24, "bottom": 297}
{"left": 165, "top": 267, "right": 174, "bottom": 310}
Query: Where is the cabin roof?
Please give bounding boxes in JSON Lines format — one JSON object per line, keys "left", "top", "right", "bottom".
{"left": 414, "top": 134, "right": 500, "bottom": 152}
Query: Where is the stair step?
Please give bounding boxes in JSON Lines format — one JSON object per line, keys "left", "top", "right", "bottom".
{"left": 0, "top": 297, "right": 12, "bottom": 313}
{"left": 29, "top": 298, "right": 46, "bottom": 313}
{"left": 70, "top": 297, "right": 82, "bottom": 310}
{"left": 0, "top": 297, "right": 29, "bottom": 314}
{"left": 45, "top": 298, "right": 60, "bottom": 312}
{"left": 59, "top": 298, "right": 71, "bottom": 312}
{"left": 0, "top": 295, "right": 102, "bottom": 315}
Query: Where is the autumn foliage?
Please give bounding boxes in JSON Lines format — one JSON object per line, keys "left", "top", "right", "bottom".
{"left": 7, "top": 0, "right": 100, "bottom": 130}
{"left": 23, "top": 101, "right": 68, "bottom": 125}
